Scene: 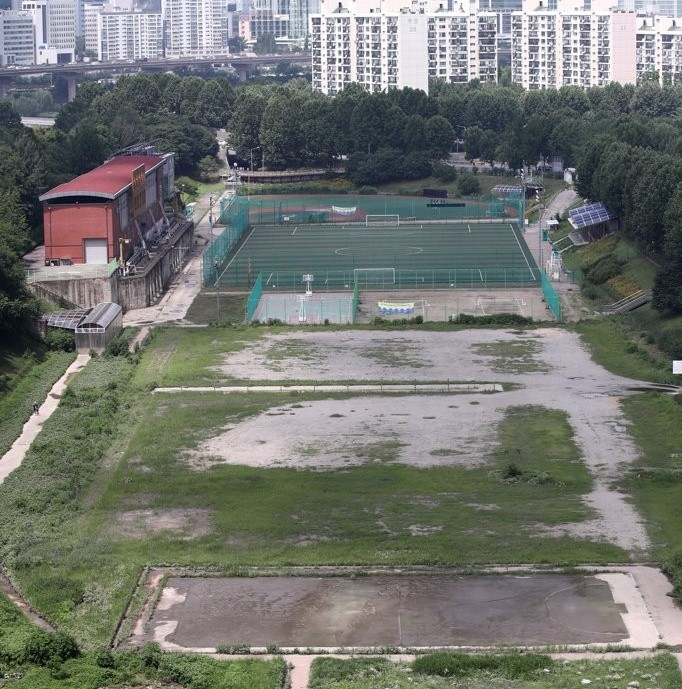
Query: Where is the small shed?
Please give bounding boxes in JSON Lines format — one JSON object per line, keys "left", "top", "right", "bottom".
{"left": 75, "top": 302, "right": 123, "bottom": 353}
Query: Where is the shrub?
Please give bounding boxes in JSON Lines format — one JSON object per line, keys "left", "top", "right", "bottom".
{"left": 105, "top": 335, "right": 129, "bottom": 357}
{"left": 662, "top": 552, "right": 682, "bottom": 603}
{"left": 23, "top": 630, "right": 80, "bottom": 666}
{"left": 412, "top": 652, "right": 552, "bottom": 678}
{"left": 357, "top": 186, "right": 378, "bottom": 195}
{"left": 433, "top": 161, "right": 457, "bottom": 183}
{"left": 457, "top": 173, "right": 481, "bottom": 196}
{"left": 586, "top": 254, "right": 623, "bottom": 285}
{"left": 45, "top": 329, "right": 76, "bottom": 352}
{"left": 139, "top": 642, "right": 162, "bottom": 669}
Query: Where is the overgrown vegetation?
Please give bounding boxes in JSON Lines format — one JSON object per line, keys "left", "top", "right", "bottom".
{"left": 622, "top": 392, "right": 682, "bottom": 603}
{"left": 0, "top": 620, "right": 285, "bottom": 689}
{"left": 0, "top": 348, "right": 74, "bottom": 457}
{"left": 309, "top": 654, "right": 682, "bottom": 689}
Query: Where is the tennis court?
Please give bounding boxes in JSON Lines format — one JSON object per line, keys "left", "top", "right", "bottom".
{"left": 216, "top": 221, "right": 539, "bottom": 291}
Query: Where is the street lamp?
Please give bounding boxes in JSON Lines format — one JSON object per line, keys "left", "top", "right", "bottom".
{"left": 454, "top": 124, "right": 466, "bottom": 154}
{"left": 250, "top": 146, "right": 261, "bottom": 172}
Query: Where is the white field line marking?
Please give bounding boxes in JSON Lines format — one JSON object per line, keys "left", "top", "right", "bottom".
{"left": 218, "top": 226, "right": 255, "bottom": 281}
{"left": 510, "top": 223, "right": 536, "bottom": 279}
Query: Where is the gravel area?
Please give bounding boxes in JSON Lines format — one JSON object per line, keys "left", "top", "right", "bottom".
{"left": 197, "top": 328, "right": 655, "bottom": 555}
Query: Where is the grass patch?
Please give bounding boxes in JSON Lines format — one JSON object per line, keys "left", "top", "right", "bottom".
{"left": 573, "top": 320, "right": 675, "bottom": 384}
{"left": 0, "top": 591, "right": 36, "bottom": 666}
{"left": 131, "top": 326, "right": 259, "bottom": 388}
{"left": 471, "top": 340, "right": 550, "bottom": 374}
{"left": 308, "top": 654, "right": 682, "bottom": 689}
{"left": 621, "top": 392, "right": 682, "bottom": 601}
{"left": 0, "top": 349, "right": 75, "bottom": 457}
{"left": 0, "top": 626, "right": 285, "bottom": 689}
{"left": 185, "top": 290, "right": 247, "bottom": 325}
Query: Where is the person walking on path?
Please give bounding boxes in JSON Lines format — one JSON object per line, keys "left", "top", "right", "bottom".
{"left": 32, "top": 401, "right": 39, "bottom": 415}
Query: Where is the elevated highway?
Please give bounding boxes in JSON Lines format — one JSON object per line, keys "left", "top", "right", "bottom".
{"left": 0, "top": 53, "right": 311, "bottom": 100}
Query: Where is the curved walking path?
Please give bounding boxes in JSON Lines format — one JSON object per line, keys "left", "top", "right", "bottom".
{"left": 0, "top": 353, "right": 90, "bottom": 485}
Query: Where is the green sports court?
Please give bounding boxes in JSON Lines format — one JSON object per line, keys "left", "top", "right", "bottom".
{"left": 213, "top": 219, "right": 539, "bottom": 291}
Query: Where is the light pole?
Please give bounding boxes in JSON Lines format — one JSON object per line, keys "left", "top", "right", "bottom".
{"left": 454, "top": 124, "right": 466, "bottom": 154}
{"left": 250, "top": 146, "right": 261, "bottom": 173}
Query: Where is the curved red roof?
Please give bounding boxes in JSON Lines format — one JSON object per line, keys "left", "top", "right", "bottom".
{"left": 39, "top": 155, "right": 165, "bottom": 202}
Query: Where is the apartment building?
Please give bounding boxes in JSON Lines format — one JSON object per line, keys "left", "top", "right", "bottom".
{"left": 311, "top": 0, "right": 497, "bottom": 94}
{"left": 0, "top": 10, "right": 35, "bottom": 65}
{"left": 83, "top": 0, "right": 103, "bottom": 53}
{"left": 161, "top": 0, "right": 228, "bottom": 56}
{"left": 510, "top": 0, "right": 637, "bottom": 88}
{"left": 428, "top": 9, "right": 497, "bottom": 83}
{"left": 636, "top": 15, "right": 682, "bottom": 82}
{"left": 97, "top": 3, "right": 163, "bottom": 59}
{"left": 22, "top": 0, "right": 75, "bottom": 61}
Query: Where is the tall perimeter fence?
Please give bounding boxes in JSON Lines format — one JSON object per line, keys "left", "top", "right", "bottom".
{"left": 215, "top": 192, "right": 524, "bottom": 226}
{"left": 204, "top": 193, "right": 527, "bottom": 289}
{"left": 541, "top": 273, "right": 562, "bottom": 320}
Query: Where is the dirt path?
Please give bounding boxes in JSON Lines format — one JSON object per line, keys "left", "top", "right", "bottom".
{"left": 0, "top": 353, "right": 89, "bottom": 484}
{"left": 0, "top": 571, "right": 54, "bottom": 631}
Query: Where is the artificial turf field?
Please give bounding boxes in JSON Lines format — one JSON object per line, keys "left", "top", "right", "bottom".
{"left": 216, "top": 221, "right": 540, "bottom": 290}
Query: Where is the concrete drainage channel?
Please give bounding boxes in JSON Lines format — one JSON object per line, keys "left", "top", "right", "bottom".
{"left": 153, "top": 383, "right": 505, "bottom": 394}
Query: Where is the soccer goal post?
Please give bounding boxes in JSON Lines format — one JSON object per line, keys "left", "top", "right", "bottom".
{"left": 365, "top": 214, "right": 400, "bottom": 227}
{"left": 353, "top": 268, "right": 396, "bottom": 286}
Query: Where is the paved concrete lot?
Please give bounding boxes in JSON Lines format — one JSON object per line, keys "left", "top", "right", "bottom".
{"left": 148, "top": 574, "right": 629, "bottom": 649}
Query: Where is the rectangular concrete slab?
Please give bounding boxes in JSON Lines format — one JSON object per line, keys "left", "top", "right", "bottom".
{"left": 147, "top": 574, "right": 629, "bottom": 649}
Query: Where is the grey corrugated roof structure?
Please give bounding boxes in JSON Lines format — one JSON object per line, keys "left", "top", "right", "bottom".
{"left": 75, "top": 302, "right": 122, "bottom": 332}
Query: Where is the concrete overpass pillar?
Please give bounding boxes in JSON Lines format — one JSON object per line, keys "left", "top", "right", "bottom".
{"left": 0, "top": 77, "right": 12, "bottom": 100}
{"left": 234, "top": 64, "right": 248, "bottom": 82}
{"left": 66, "top": 75, "right": 77, "bottom": 102}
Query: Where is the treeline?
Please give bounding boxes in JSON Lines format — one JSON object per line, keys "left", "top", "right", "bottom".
{"left": 3, "top": 73, "right": 682, "bottom": 330}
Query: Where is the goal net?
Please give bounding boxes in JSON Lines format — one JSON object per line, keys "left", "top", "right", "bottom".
{"left": 353, "top": 268, "right": 396, "bottom": 286}
{"left": 365, "top": 214, "right": 400, "bottom": 227}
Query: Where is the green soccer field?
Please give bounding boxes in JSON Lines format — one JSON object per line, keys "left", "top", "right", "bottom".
{"left": 216, "top": 221, "right": 540, "bottom": 290}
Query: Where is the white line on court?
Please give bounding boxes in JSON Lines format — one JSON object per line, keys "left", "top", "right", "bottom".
{"left": 217, "top": 225, "right": 255, "bottom": 282}
{"left": 291, "top": 226, "right": 298, "bottom": 236}
{"left": 510, "top": 223, "right": 536, "bottom": 280}
{"left": 266, "top": 272, "right": 273, "bottom": 285}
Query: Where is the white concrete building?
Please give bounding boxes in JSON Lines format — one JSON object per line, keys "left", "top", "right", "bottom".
{"left": 162, "top": 0, "right": 229, "bottom": 56}
{"left": 83, "top": 0, "right": 104, "bottom": 53}
{"left": 636, "top": 15, "right": 682, "bottom": 82}
{"left": 428, "top": 8, "right": 497, "bottom": 83}
{"left": 22, "top": 0, "right": 76, "bottom": 61}
{"left": 97, "top": 4, "right": 163, "bottom": 60}
{"left": 311, "top": 0, "right": 497, "bottom": 94}
{"left": 0, "top": 10, "right": 35, "bottom": 65}
{"left": 511, "top": 0, "right": 637, "bottom": 88}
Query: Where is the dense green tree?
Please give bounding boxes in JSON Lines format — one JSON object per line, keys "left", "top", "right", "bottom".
{"left": 425, "top": 115, "right": 455, "bottom": 158}
{"left": 194, "top": 79, "right": 233, "bottom": 128}
{"left": 113, "top": 74, "right": 161, "bottom": 116}
{"left": 67, "top": 119, "right": 112, "bottom": 174}
{"left": 403, "top": 114, "right": 428, "bottom": 152}
{"left": 458, "top": 173, "right": 480, "bottom": 196}
{"left": 259, "top": 91, "right": 307, "bottom": 168}
{"left": 229, "top": 89, "right": 267, "bottom": 159}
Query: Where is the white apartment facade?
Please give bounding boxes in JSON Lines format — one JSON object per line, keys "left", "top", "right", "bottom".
{"left": 0, "top": 10, "right": 35, "bottom": 65}
{"left": 311, "top": 0, "right": 497, "bottom": 95}
{"left": 97, "top": 7, "right": 163, "bottom": 59}
{"left": 83, "top": 0, "right": 103, "bottom": 53}
{"left": 510, "top": 0, "right": 637, "bottom": 88}
{"left": 428, "top": 8, "right": 497, "bottom": 83}
{"left": 161, "top": 0, "right": 228, "bottom": 56}
{"left": 636, "top": 15, "right": 682, "bottom": 82}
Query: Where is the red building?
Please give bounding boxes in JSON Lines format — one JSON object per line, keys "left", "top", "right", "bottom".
{"left": 40, "top": 152, "right": 176, "bottom": 266}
